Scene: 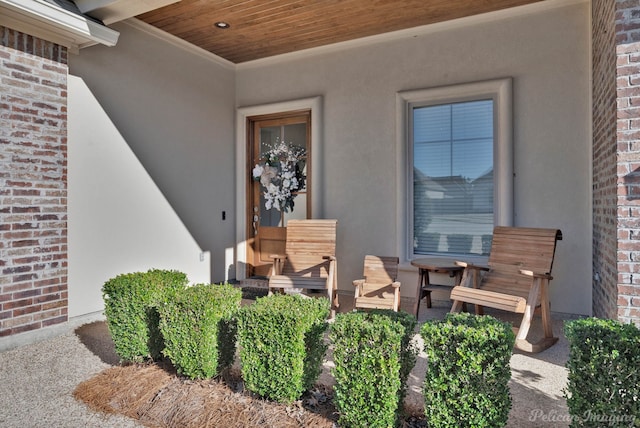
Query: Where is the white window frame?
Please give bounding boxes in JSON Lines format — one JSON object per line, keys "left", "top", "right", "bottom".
{"left": 395, "top": 78, "right": 513, "bottom": 261}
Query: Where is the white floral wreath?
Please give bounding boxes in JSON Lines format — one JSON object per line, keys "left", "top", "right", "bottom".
{"left": 252, "top": 141, "right": 306, "bottom": 212}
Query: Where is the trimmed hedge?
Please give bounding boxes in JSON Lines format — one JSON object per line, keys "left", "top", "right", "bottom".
{"left": 102, "top": 269, "right": 188, "bottom": 362}
{"left": 237, "top": 294, "right": 330, "bottom": 403}
{"left": 158, "top": 282, "right": 242, "bottom": 379}
{"left": 329, "top": 310, "right": 418, "bottom": 428}
{"left": 370, "top": 309, "right": 419, "bottom": 407}
{"left": 421, "top": 312, "right": 515, "bottom": 428}
{"left": 564, "top": 317, "right": 640, "bottom": 427}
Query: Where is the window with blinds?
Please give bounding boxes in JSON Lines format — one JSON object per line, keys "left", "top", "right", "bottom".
{"left": 412, "top": 99, "right": 495, "bottom": 256}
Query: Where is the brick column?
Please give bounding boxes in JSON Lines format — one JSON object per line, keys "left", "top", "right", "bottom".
{"left": 0, "top": 27, "right": 69, "bottom": 336}
{"left": 592, "top": 0, "right": 618, "bottom": 319}
{"left": 616, "top": 1, "right": 640, "bottom": 324}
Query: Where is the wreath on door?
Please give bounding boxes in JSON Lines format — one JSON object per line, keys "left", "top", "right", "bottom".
{"left": 252, "top": 140, "right": 306, "bottom": 213}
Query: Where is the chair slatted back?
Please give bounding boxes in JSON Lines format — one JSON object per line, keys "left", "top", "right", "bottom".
{"left": 484, "top": 226, "right": 562, "bottom": 299}
{"left": 355, "top": 255, "right": 400, "bottom": 311}
{"left": 281, "top": 219, "right": 337, "bottom": 278}
{"left": 363, "top": 255, "right": 399, "bottom": 284}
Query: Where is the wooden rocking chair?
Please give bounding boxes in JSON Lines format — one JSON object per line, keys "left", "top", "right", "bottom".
{"left": 450, "top": 226, "right": 562, "bottom": 353}
{"left": 268, "top": 219, "right": 339, "bottom": 315}
{"left": 353, "top": 255, "right": 401, "bottom": 312}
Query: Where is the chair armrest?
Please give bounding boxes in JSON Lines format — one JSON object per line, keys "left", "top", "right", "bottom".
{"left": 519, "top": 269, "right": 553, "bottom": 280}
{"left": 455, "top": 261, "right": 490, "bottom": 271}
{"left": 353, "top": 279, "right": 365, "bottom": 287}
{"left": 391, "top": 281, "right": 401, "bottom": 288}
{"left": 269, "top": 254, "right": 287, "bottom": 260}
{"left": 323, "top": 255, "right": 336, "bottom": 261}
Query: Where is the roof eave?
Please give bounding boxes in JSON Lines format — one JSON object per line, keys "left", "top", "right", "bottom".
{"left": 0, "top": 0, "right": 119, "bottom": 52}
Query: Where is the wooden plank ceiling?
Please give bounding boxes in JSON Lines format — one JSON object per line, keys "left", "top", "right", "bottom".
{"left": 137, "top": 0, "right": 543, "bottom": 64}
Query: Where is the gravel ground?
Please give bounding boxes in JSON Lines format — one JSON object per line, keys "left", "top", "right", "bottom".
{"left": 0, "top": 298, "right": 573, "bottom": 428}
{"left": 0, "top": 329, "right": 142, "bottom": 428}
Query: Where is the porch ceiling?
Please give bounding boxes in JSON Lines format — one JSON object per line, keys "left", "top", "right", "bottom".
{"left": 136, "top": 0, "right": 544, "bottom": 64}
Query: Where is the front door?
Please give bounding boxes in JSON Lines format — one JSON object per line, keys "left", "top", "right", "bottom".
{"left": 246, "top": 110, "right": 311, "bottom": 277}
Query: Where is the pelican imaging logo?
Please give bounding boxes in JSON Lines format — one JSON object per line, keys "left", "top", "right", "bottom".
{"left": 529, "top": 409, "right": 637, "bottom": 426}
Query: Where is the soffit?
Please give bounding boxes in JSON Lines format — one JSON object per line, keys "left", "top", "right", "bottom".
{"left": 136, "top": 0, "right": 545, "bottom": 64}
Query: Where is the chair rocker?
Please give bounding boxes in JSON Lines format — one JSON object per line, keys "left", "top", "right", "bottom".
{"left": 353, "top": 255, "right": 401, "bottom": 312}
{"left": 450, "top": 226, "right": 562, "bottom": 353}
{"left": 268, "top": 219, "right": 339, "bottom": 316}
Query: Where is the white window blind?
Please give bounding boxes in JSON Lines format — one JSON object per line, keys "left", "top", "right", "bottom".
{"left": 412, "top": 99, "right": 494, "bottom": 255}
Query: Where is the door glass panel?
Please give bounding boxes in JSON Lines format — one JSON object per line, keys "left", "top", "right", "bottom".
{"left": 283, "top": 193, "right": 307, "bottom": 223}
{"left": 259, "top": 126, "right": 282, "bottom": 227}
{"left": 283, "top": 123, "right": 308, "bottom": 192}
{"left": 257, "top": 123, "right": 308, "bottom": 227}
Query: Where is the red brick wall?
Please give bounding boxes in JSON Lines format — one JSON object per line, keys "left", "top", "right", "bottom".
{"left": 615, "top": 1, "right": 640, "bottom": 324}
{"left": 0, "top": 26, "right": 69, "bottom": 336}
{"left": 592, "top": 0, "right": 619, "bottom": 319}
{"left": 592, "top": 0, "right": 640, "bottom": 325}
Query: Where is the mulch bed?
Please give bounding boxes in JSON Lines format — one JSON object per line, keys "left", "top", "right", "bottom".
{"left": 74, "top": 362, "right": 338, "bottom": 428}
{"left": 74, "top": 361, "right": 427, "bottom": 428}
{"left": 73, "top": 287, "right": 428, "bottom": 427}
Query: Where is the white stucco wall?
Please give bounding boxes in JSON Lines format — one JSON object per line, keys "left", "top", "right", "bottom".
{"left": 235, "top": 2, "right": 592, "bottom": 315}
{"left": 67, "top": 21, "right": 236, "bottom": 317}
{"left": 68, "top": 75, "right": 211, "bottom": 316}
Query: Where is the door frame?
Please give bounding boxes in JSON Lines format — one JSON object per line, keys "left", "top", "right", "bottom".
{"left": 246, "top": 110, "right": 311, "bottom": 277}
{"left": 235, "top": 96, "right": 323, "bottom": 281}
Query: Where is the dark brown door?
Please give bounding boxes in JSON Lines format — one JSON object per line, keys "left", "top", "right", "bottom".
{"left": 246, "top": 110, "right": 311, "bottom": 277}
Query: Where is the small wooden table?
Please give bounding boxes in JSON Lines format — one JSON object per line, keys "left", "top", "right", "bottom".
{"left": 411, "top": 257, "right": 464, "bottom": 316}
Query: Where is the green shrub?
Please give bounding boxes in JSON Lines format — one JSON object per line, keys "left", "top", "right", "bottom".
{"left": 563, "top": 317, "right": 640, "bottom": 427}
{"left": 237, "top": 294, "right": 330, "bottom": 403}
{"left": 369, "top": 309, "right": 419, "bottom": 413}
{"left": 102, "top": 269, "right": 188, "bottom": 362}
{"left": 421, "top": 312, "right": 515, "bottom": 428}
{"left": 158, "top": 282, "right": 242, "bottom": 379}
{"left": 329, "top": 310, "right": 418, "bottom": 428}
